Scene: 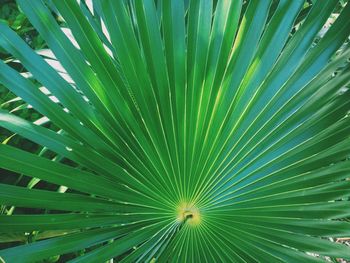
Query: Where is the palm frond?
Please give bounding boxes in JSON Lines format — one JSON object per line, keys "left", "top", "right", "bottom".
{"left": 0, "top": 0, "right": 350, "bottom": 262}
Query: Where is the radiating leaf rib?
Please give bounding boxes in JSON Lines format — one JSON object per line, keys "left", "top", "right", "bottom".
{"left": 156, "top": 221, "right": 189, "bottom": 262}
{"left": 196, "top": 101, "right": 350, "bottom": 206}
{"left": 15, "top": 1, "right": 154, "bottom": 165}
{"left": 0, "top": 143, "right": 139, "bottom": 203}
{"left": 162, "top": 0, "right": 187, "bottom": 200}
{"left": 119, "top": 222, "right": 179, "bottom": 263}
{"left": 0, "top": 110, "right": 178, "bottom": 208}
{"left": 204, "top": 119, "right": 348, "bottom": 208}
{"left": 0, "top": 213, "right": 160, "bottom": 232}
{"left": 52, "top": 0, "right": 131, "bottom": 114}
{"left": 190, "top": 0, "right": 273, "bottom": 201}
{"left": 0, "top": 225, "right": 142, "bottom": 263}
{"left": 208, "top": 220, "right": 324, "bottom": 263}
{"left": 222, "top": 220, "right": 350, "bottom": 260}
{"left": 233, "top": 0, "right": 339, "bottom": 132}
{"left": 134, "top": 0, "right": 182, "bottom": 200}
{"left": 190, "top": 0, "right": 242, "bottom": 199}
{"left": 204, "top": 1, "right": 344, "bottom": 169}
{"left": 193, "top": 50, "right": 348, "bottom": 208}
{"left": 229, "top": 216, "right": 350, "bottom": 238}
{"left": 0, "top": 60, "right": 95, "bottom": 147}
{"left": 216, "top": 0, "right": 305, "bottom": 141}
{"left": 207, "top": 65, "right": 350, "bottom": 196}
{"left": 186, "top": 0, "right": 212, "bottom": 199}
{"left": 206, "top": 222, "right": 285, "bottom": 263}
{"left": 0, "top": 183, "right": 123, "bottom": 212}
{"left": 226, "top": 158, "right": 350, "bottom": 204}
{"left": 78, "top": 0, "right": 115, "bottom": 54}
{"left": 245, "top": 3, "right": 350, "bottom": 136}
{"left": 16, "top": 0, "right": 123, "bottom": 119}
{"left": 0, "top": 22, "right": 103, "bottom": 139}
{"left": 101, "top": 0, "right": 184, "bottom": 201}
{"left": 68, "top": 220, "right": 172, "bottom": 263}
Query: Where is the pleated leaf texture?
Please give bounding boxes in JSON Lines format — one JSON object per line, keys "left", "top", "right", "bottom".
{"left": 0, "top": 0, "right": 350, "bottom": 262}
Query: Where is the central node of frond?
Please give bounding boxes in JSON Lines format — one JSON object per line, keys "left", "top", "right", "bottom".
{"left": 176, "top": 202, "right": 201, "bottom": 226}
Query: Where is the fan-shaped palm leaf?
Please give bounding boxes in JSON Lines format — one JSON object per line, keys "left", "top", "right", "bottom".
{"left": 0, "top": 0, "right": 350, "bottom": 262}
